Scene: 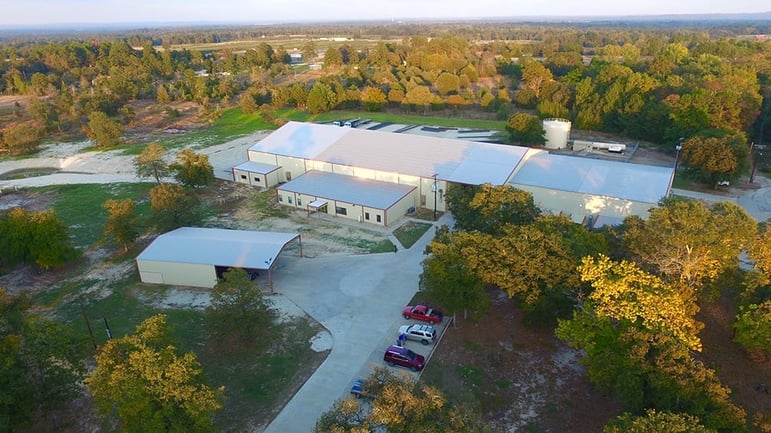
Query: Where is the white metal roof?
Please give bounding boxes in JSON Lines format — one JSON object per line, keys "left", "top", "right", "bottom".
{"left": 248, "top": 121, "right": 527, "bottom": 185}
{"left": 136, "top": 227, "right": 300, "bottom": 270}
{"left": 232, "top": 161, "right": 280, "bottom": 174}
{"left": 510, "top": 151, "right": 672, "bottom": 204}
{"left": 278, "top": 170, "right": 416, "bottom": 210}
{"left": 251, "top": 121, "right": 351, "bottom": 159}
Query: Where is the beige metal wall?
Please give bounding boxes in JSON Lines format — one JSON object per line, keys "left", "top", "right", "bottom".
{"left": 385, "top": 190, "right": 419, "bottom": 226}
{"left": 512, "top": 184, "right": 652, "bottom": 223}
{"left": 232, "top": 168, "right": 267, "bottom": 187}
{"left": 137, "top": 260, "right": 218, "bottom": 288}
{"left": 275, "top": 188, "right": 409, "bottom": 227}
{"left": 276, "top": 156, "right": 306, "bottom": 181}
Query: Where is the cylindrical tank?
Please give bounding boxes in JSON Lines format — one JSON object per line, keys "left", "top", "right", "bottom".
{"left": 543, "top": 118, "right": 571, "bottom": 149}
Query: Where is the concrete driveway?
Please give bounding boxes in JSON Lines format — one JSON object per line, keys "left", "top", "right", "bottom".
{"left": 262, "top": 214, "right": 450, "bottom": 433}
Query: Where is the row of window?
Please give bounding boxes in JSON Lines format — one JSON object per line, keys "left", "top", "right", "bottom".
{"left": 239, "top": 173, "right": 262, "bottom": 183}
{"left": 278, "top": 196, "right": 384, "bottom": 222}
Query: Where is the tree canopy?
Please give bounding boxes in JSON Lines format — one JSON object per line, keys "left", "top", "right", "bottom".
{"left": 134, "top": 142, "right": 171, "bottom": 184}
{"left": 170, "top": 149, "right": 215, "bottom": 188}
{"left": 86, "top": 314, "right": 224, "bottom": 433}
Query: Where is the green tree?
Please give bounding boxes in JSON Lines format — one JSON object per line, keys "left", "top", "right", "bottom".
{"left": 733, "top": 301, "right": 771, "bottom": 354}
{"left": 323, "top": 48, "right": 342, "bottom": 69}
{"left": 301, "top": 41, "right": 317, "bottom": 63}
{"left": 134, "top": 142, "right": 171, "bottom": 184}
{"left": 149, "top": 183, "right": 200, "bottom": 229}
{"left": 85, "top": 110, "right": 124, "bottom": 148}
{"left": 578, "top": 255, "right": 703, "bottom": 351}
{"left": 680, "top": 134, "right": 749, "bottom": 187}
{"left": 421, "top": 228, "right": 489, "bottom": 322}
{"left": 435, "top": 72, "right": 460, "bottom": 96}
{"left": 27, "top": 99, "right": 59, "bottom": 132}
{"left": 156, "top": 85, "right": 171, "bottom": 104}
{"left": 557, "top": 256, "right": 746, "bottom": 431}
{"left": 402, "top": 85, "right": 435, "bottom": 111}
{"left": 306, "top": 81, "right": 337, "bottom": 114}
{"left": 103, "top": 199, "right": 139, "bottom": 253}
{"left": 315, "top": 367, "right": 484, "bottom": 433}
{"left": 238, "top": 92, "right": 258, "bottom": 114}
{"left": 0, "top": 122, "right": 42, "bottom": 156}
{"left": 520, "top": 59, "right": 553, "bottom": 98}
{"left": 0, "top": 289, "right": 87, "bottom": 433}
{"left": 604, "top": 410, "right": 715, "bottom": 433}
{"left": 0, "top": 208, "right": 78, "bottom": 270}
{"left": 360, "top": 86, "right": 387, "bottom": 111}
{"left": 506, "top": 112, "right": 545, "bottom": 145}
{"left": 622, "top": 198, "right": 756, "bottom": 292}
{"left": 462, "top": 184, "right": 541, "bottom": 234}
{"left": 747, "top": 223, "right": 771, "bottom": 276}
{"left": 467, "top": 224, "right": 579, "bottom": 309}
{"left": 86, "top": 314, "right": 224, "bottom": 433}
{"left": 205, "top": 268, "right": 276, "bottom": 346}
{"left": 170, "top": 149, "right": 214, "bottom": 188}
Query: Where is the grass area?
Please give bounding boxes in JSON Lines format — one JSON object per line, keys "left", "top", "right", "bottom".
{"left": 393, "top": 221, "right": 433, "bottom": 249}
{"left": 252, "top": 187, "right": 291, "bottom": 218}
{"left": 205, "top": 317, "right": 326, "bottom": 432}
{"left": 158, "top": 108, "right": 277, "bottom": 150}
{"left": 43, "top": 183, "right": 154, "bottom": 249}
{"left": 316, "top": 232, "right": 394, "bottom": 253}
{"left": 53, "top": 269, "right": 325, "bottom": 433}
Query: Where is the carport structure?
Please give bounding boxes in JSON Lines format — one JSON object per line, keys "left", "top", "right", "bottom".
{"left": 136, "top": 227, "right": 301, "bottom": 290}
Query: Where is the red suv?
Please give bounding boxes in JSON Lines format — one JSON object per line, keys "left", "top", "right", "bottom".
{"left": 383, "top": 345, "right": 425, "bottom": 371}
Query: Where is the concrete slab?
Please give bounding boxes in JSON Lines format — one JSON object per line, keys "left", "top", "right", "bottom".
{"left": 262, "top": 213, "right": 453, "bottom": 433}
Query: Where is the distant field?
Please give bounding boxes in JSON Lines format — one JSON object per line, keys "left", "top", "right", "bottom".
{"left": 169, "top": 36, "right": 395, "bottom": 53}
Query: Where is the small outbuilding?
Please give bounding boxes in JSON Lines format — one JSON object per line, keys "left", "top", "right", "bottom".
{"left": 136, "top": 227, "right": 301, "bottom": 289}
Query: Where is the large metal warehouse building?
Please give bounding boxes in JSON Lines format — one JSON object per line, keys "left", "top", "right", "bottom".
{"left": 136, "top": 227, "right": 301, "bottom": 289}
{"left": 509, "top": 150, "right": 673, "bottom": 227}
{"left": 233, "top": 121, "right": 674, "bottom": 226}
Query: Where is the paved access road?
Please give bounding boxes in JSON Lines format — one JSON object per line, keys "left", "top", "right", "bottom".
{"left": 262, "top": 214, "right": 450, "bottom": 433}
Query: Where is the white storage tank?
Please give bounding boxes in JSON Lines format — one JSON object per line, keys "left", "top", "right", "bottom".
{"left": 543, "top": 118, "right": 572, "bottom": 149}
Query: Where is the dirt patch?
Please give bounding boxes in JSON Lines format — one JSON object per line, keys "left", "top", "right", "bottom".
{"left": 428, "top": 291, "right": 624, "bottom": 433}
{"left": 205, "top": 181, "right": 390, "bottom": 258}
{"left": 697, "top": 295, "right": 771, "bottom": 422}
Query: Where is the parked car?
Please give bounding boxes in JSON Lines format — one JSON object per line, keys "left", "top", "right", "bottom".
{"left": 350, "top": 379, "right": 369, "bottom": 399}
{"left": 398, "top": 324, "right": 436, "bottom": 345}
{"left": 383, "top": 344, "right": 425, "bottom": 371}
{"left": 402, "top": 304, "right": 443, "bottom": 324}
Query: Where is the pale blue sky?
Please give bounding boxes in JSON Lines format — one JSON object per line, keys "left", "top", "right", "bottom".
{"left": 1, "top": 0, "right": 769, "bottom": 27}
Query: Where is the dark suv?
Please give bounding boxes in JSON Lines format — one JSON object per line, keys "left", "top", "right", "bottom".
{"left": 383, "top": 345, "right": 425, "bottom": 371}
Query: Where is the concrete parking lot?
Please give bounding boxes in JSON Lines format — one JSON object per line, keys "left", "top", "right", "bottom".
{"left": 262, "top": 213, "right": 452, "bottom": 433}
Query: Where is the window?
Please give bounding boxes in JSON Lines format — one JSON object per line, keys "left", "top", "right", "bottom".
{"left": 240, "top": 174, "right": 247, "bottom": 180}
{"left": 255, "top": 177, "right": 261, "bottom": 183}
{"left": 286, "top": 171, "right": 292, "bottom": 181}
{"left": 297, "top": 198, "right": 302, "bottom": 206}
{"left": 376, "top": 215, "right": 382, "bottom": 223}
{"left": 335, "top": 206, "right": 347, "bottom": 215}
{"left": 420, "top": 194, "right": 427, "bottom": 206}
{"left": 365, "top": 212, "right": 370, "bottom": 220}
{"left": 288, "top": 197, "right": 293, "bottom": 204}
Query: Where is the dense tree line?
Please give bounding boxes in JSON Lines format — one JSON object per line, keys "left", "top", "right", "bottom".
{"left": 0, "top": 289, "right": 88, "bottom": 433}
{"left": 421, "top": 184, "right": 771, "bottom": 432}
{"left": 2, "top": 23, "right": 770, "bottom": 160}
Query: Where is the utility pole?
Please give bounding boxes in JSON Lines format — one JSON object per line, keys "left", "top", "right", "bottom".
{"left": 431, "top": 174, "right": 438, "bottom": 221}
{"left": 80, "top": 303, "right": 97, "bottom": 350}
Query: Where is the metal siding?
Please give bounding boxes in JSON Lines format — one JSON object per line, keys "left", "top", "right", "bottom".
{"left": 137, "top": 260, "right": 217, "bottom": 288}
